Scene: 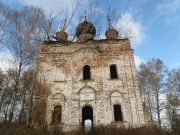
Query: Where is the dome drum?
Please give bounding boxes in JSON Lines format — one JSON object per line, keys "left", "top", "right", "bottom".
{"left": 56, "top": 31, "right": 68, "bottom": 41}
{"left": 105, "top": 29, "right": 118, "bottom": 40}
{"left": 79, "top": 34, "right": 92, "bottom": 42}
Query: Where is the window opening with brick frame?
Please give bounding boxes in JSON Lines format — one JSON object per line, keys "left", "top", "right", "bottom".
{"left": 110, "top": 64, "right": 118, "bottom": 79}
{"left": 51, "top": 105, "right": 62, "bottom": 124}
{"left": 83, "top": 65, "right": 91, "bottom": 80}
{"left": 113, "top": 104, "right": 123, "bottom": 121}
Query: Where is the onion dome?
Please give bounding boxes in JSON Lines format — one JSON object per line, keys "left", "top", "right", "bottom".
{"left": 76, "top": 20, "right": 96, "bottom": 39}
{"left": 105, "top": 15, "right": 118, "bottom": 40}
{"left": 105, "top": 29, "right": 118, "bottom": 40}
{"left": 56, "top": 31, "right": 68, "bottom": 41}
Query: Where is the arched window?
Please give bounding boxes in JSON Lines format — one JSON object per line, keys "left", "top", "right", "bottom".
{"left": 51, "top": 105, "right": 62, "bottom": 124}
{"left": 110, "top": 64, "right": 118, "bottom": 79}
{"left": 113, "top": 104, "right": 123, "bottom": 121}
{"left": 83, "top": 65, "right": 91, "bottom": 80}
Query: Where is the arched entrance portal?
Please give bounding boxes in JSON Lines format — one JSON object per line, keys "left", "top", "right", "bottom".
{"left": 82, "top": 106, "right": 93, "bottom": 127}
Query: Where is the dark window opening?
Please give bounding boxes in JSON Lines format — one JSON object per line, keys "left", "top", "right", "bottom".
{"left": 83, "top": 65, "right": 91, "bottom": 80}
{"left": 51, "top": 105, "right": 62, "bottom": 124}
{"left": 113, "top": 104, "right": 123, "bottom": 121}
{"left": 110, "top": 64, "right": 118, "bottom": 79}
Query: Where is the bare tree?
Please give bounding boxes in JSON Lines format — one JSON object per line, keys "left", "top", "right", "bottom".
{"left": 138, "top": 58, "right": 168, "bottom": 128}
{"left": 0, "top": 1, "right": 82, "bottom": 125}
{"left": 166, "top": 93, "right": 180, "bottom": 133}
{"left": 0, "top": 69, "right": 18, "bottom": 122}
{"left": 75, "top": 0, "right": 103, "bottom": 40}
{"left": 3, "top": 6, "right": 45, "bottom": 123}
{"left": 40, "top": 11, "right": 64, "bottom": 42}
{"left": 167, "top": 69, "right": 180, "bottom": 96}
{"left": 166, "top": 69, "right": 180, "bottom": 133}
{"left": 56, "top": 0, "right": 81, "bottom": 41}
{"left": 0, "top": 68, "right": 5, "bottom": 111}
{"left": 138, "top": 63, "right": 154, "bottom": 121}
{"left": 38, "top": 0, "right": 81, "bottom": 42}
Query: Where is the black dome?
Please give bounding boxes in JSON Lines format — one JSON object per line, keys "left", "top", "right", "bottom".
{"left": 76, "top": 20, "right": 96, "bottom": 38}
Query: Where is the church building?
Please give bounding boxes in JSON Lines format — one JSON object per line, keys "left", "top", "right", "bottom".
{"left": 37, "top": 17, "right": 145, "bottom": 131}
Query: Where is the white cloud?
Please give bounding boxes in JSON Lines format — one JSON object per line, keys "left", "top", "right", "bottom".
{"left": 17, "top": 0, "right": 89, "bottom": 16}
{"left": 115, "top": 13, "right": 145, "bottom": 47}
{"left": 157, "top": 0, "right": 180, "bottom": 15}
{"left": 0, "top": 52, "right": 14, "bottom": 72}
{"left": 156, "top": 0, "right": 180, "bottom": 25}
{"left": 16, "top": 0, "right": 90, "bottom": 34}
{"left": 134, "top": 55, "right": 144, "bottom": 68}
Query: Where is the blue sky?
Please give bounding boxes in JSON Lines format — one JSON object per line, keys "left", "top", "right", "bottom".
{"left": 1, "top": 0, "right": 180, "bottom": 69}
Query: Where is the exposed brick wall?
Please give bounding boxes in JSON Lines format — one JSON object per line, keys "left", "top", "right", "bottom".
{"left": 37, "top": 39, "right": 145, "bottom": 131}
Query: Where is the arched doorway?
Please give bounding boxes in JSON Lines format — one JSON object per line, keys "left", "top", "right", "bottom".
{"left": 82, "top": 106, "right": 93, "bottom": 127}
{"left": 51, "top": 105, "right": 62, "bottom": 124}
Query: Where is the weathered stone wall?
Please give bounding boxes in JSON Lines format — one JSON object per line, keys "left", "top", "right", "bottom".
{"left": 37, "top": 39, "right": 145, "bottom": 131}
